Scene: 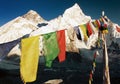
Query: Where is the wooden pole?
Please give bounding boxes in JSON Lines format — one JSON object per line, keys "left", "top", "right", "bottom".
{"left": 102, "top": 34, "right": 110, "bottom": 84}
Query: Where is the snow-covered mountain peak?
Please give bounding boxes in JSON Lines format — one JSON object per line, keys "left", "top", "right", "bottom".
{"left": 0, "top": 15, "right": 38, "bottom": 44}
{"left": 62, "top": 3, "right": 91, "bottom": 27}
{"left": 63, "top": 3, "right": 84, "bottom": 16}
{"left": 22, "top": 10, "right": 45, "bottom": 24}
{"left": 49, "top": 3, "right": 91, "bottom": 31}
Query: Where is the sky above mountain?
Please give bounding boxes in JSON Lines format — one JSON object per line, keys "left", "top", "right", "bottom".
{"left": 0, "top": 0, "right": 120, "bottom": 26}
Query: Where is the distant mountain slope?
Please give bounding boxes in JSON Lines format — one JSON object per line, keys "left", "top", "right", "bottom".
{"left": 0, "top": 10, "right": 45, "bottom": 44}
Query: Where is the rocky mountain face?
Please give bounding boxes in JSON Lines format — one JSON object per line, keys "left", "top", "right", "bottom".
{"left": 0, "top": 3, "right": 120, "bottom": 62}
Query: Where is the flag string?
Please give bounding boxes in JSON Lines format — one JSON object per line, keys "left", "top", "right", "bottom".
{"left": 89, "top": 51, "right": 97, "bottom": 84}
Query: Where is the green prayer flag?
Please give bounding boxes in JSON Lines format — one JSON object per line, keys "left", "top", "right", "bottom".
{"left": 43, "top": 32, "right": 59, "bottom": 67}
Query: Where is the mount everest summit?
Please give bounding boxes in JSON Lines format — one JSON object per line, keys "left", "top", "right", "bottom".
{"left": 0, "top": 3, "right": 120, "bottom": 62}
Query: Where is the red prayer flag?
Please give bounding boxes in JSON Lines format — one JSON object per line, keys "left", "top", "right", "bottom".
{"left": 116, "top": 26, "right": 120, "bottom": 32}
{"left": 87, "top": 22, "right": 93, "bottom": 36}
{"left": 96, "top": 20, "right": 101, "bottom": 28}
{"left": 94, "top": 51, "right": 97, "bottom": 58}
{"left": 57, "top": 30, "right": 66, "bottom": 62}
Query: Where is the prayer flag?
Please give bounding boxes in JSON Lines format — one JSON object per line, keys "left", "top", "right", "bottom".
{"left": 74, "top": 26, "right": 82, "bottom": 40}
{"left": 89, "top": 21, "right": 97, "bottom": 33}
{"left": 116, "top": 26, "right": 120, "bottom": 32}
{"left": 57, "top": 30, "right": 66, "bottom": 62}
{"left": 79, "top": 24, "right": 88, "bottom": 41}
{"left": 20, "top": 36, "right": 39, "bottom": 83}
{"left": 43, "top": 32, "right": 59, "bottom": 67}
{"left": 87, "top": 22, "right": 93, "bottom": 36}
{"left": 96, "top": 20, "right": 101, "bottom": 28}
{"left": 99, "top": 18, "right": 103, "bottom": 23}
{"left": 93, "top": 20, "right": 99, "bottom": 29}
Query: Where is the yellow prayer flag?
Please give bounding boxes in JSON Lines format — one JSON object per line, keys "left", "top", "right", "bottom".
{"left": 89, "top": 79, "right": 92, "bottom": 84}
{"left": 93, "top": 21, "right": 99, "bottom": 30}
{"left": 79, "top": 25, "right": 88, "bottom": 42}
{"left": 93, "top": 62, "right": 96, "bottom": 67}
{"left": 20, "top": 36, "right": 39, "bottom": 83}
